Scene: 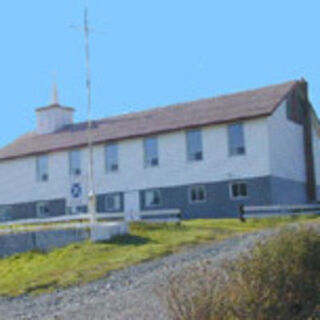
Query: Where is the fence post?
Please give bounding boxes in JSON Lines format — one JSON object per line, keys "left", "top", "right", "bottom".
{"left": 239, "top": 204, "right": 246, "bottom": 223}
{"left": 176, "top": 211, "right": 182, "bottom": 227}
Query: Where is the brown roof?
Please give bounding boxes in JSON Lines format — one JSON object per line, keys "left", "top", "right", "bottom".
{"left": 0, "top": 80, "right": 300, "bottom": 161}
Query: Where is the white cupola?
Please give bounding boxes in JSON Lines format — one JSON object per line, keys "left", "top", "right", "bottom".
{"left": 36, "top": 82, "right": 74, "bottom": 134}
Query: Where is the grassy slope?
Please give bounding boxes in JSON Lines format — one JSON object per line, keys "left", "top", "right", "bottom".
{"left": 0, "top": 215, "right": 318, "bottom": 297}
{"left": 167, "top": 224, "right": 320, "bottom": 320}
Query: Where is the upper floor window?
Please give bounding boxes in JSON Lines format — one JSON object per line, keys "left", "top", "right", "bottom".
{"left": 189, "top": 185, "right": 207, "bottom": 203}
{"left": 69, "top": 150, "right": 81, "bottom": 176}
{"left": 145, "top": 189, "right": 162, "bottom": 208}
{"left": 144, "top": 137, "right": 159, "bottom": 167}
{"left": 105, "top": 143, "right": 119, "bottom": 172}
{"left": 186, "top": 129, "right": 203, "bottom": 161}
{"left": 36, "top": 155, "right": 49, "bottom": 182}
{"left": 228, "top": 123, "right": 245, "bottom": 156}
{"left": 230, "top": 182, "right": 248, "bottom": 199}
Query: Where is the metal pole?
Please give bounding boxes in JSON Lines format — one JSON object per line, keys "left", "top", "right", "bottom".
{"left": 84, "top": 7, "right": 97, "bottom": 224}
{"left": 239, "top": 204, "right": 246, "bottom": 223}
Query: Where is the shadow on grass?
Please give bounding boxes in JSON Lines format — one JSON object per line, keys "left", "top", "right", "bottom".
{"left": 105, "top": 234, "right": 153, "bottom": 246}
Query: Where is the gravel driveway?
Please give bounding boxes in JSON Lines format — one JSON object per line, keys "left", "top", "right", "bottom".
{"left": 0, "top": 229, "right": 277, "bottom": 320}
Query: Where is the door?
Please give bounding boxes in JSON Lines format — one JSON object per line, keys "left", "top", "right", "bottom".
{"left": 124, "top": 191, "right": 140, "bottom": 220}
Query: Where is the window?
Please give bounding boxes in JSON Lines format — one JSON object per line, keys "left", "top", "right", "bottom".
{"left": 189, "top": 185, "right": 206, "bottom": 203}
{"left": 105, "top": 143, "right": 119, "bottom": 172}
{"left": 36, "top": 202, "right": 50, "bottom": 217}
{"left": 36, "top": 155, "right": 49, "bottom": 182}
{"left": 69, "top": 150, "right": 81, "bottom": 176}
{"left": 144, "top": 137, "right": 159, "bottom": 167}
{"left": 230, "top": 182, "right": 248, "bottom": 199}
{"left": 105, "top": 194, "right": 121, "bottom": 211}
{"left": 228, "top": 123, "right": 245, "bottom": 156}
{"left": 145, "top": 189, "right": 161, "bottom": 208}
{"left": 67, "top": 206, "right": 87, "bottom": 215}
{"left": 0, "top": 206, "right": 12, "bottom": 222}
{"left": 186, "top": 129, "right": 203, "bottom": 161}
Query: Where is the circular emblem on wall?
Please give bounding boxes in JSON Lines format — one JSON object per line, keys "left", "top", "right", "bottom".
{"left": 71, "top": 183, "right": 82, "bottom": 199}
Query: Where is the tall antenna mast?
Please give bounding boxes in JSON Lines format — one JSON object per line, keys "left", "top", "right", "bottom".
{"left": 70, "top": 7, "right": 105, "bottom": 223}
{"left": 84, "top": 7, "right": 97, "bottom": 224}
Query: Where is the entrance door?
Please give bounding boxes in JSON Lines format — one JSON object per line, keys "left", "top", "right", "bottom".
{"left": 124, "top": 191, "right": 140, "bottom": 220}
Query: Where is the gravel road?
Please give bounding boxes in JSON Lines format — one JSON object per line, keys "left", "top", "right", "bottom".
{"left": 0, "top": 229, "right": 278, "bottom": 320}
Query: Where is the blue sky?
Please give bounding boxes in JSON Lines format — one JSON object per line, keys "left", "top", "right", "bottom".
{"left": 0, "top": 0, "right": 319, "bottom": 147}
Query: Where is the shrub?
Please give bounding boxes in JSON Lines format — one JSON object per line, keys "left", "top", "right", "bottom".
{"left": 167, "top": 225, "right": 320, "bottom": 320}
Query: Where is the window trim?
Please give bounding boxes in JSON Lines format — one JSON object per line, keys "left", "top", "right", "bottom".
{"left": 36, "top": 201, "right": 50, "bottom": 217}
{"left": 188, "top": 185, "right": 207, "bottom": 204}
{"left": 228, "top": 123, "right": 246, "bottom": 157}
{"left": 143, "top": 136, "right": 159, "bottom": 168}
{"left": 0, "top": 205, "right": 12, "bottom": 221}
{"left": 144, "top": 189, "right": 162, "bottom": 208}
{"left": 69, "top": 149, "right": 82, "bottom": 176}
{"left": 229, "top": 181, "right": 248, "bottom": 200}
{"left": 36, "top": 155, "right": 49, "bottom": 182}
{"left": 186, "top": 129, "right": 203, "bottom": 162}
{"left": 105, "top": 143, "right": 119, "bottom": 173}
{"left": 104, "top": 193, "right": 121, "bottom": 212}
{"left": 67, "top": 206, "right": 87, "bottom": 215}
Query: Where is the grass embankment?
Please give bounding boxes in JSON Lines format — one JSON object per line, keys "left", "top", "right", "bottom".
{"left": 168, "top": 224, "right": 320, "bottom": 320}
{"left": 0, "top": 215, "right": 318, "bottom": 297}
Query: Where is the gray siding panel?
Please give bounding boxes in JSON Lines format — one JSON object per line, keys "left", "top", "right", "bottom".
{"left": 270, "top": 176, "right": 307, "bottom": 204}
{"left": 0, "top": 199, "right": 66, "bottom": 221}
{"left": 141, "top": 176, "right": 273, "bottom": 219}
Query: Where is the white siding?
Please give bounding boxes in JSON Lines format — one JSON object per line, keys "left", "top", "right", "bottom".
{"left": 95, "top": 118, "right": 270, "bottom": 192}
{"left": 37, "top": 108, "right": 73, "bottom": 134}
{"left": 0, "top": 118, "right": 270, "bottom": 205}
{"left": 0, "top": 151, "right": 85, "bottom": 204}
{"left": 267, "top": 101, "right": 306, "bottom": 182}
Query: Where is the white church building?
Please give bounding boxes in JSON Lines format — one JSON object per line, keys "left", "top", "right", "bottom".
{"left": 0, "top": 79, "right": 319, "bottom": 220}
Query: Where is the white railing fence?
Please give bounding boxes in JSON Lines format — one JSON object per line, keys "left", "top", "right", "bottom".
{"left": 0, "top": 209, "right": 181, "bottom": 228}
{"left": 239, "top": 203, "right": 320, "bottom": 222}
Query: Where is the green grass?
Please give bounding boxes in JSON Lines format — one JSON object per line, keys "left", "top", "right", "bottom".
{"left": 0, "top": 215, "right": 319, "bottom": 297}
